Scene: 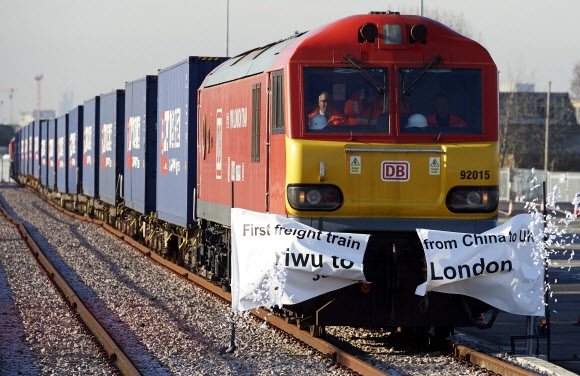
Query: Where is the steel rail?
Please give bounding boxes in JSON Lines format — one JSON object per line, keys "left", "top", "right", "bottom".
{"left": 0, "top": 198, "right": 141, "bottom": 376}
{"left": 449, "top": 343, "right": 540, "bottom": 376}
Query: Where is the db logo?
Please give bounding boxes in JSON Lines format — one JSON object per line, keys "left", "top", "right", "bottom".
{"left": 381, "top": 161, "right": 410, "bottom": 182}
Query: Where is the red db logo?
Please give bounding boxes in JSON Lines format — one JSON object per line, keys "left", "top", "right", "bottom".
{"left": 381, "top": 161, "right": 409, "bottom": 182}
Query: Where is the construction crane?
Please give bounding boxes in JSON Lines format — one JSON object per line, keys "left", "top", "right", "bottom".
{"left": 0, "top": 88, "right": 17, "bottom": 124}
{"left": 35, "top": 74, "right": 43, "bottom": 121}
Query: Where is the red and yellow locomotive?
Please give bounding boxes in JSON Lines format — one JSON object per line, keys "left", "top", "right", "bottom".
{"left": 9, "top": 11, "right": 499, "bottom": 333}
{"left": 196, "top": 11, "right": 498, "bottom": 330}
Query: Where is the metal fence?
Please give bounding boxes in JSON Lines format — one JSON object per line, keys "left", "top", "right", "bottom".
{"left": 500, "top": 168, "right": 580, "bottom": 203}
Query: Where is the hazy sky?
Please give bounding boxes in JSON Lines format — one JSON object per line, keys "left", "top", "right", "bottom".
{"left": 1, "top": 0, "right": 579, "bottom": 123}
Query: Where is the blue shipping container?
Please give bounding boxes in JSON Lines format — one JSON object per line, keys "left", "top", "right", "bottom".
{"left": 12, "top": 129, "right": 19, "bottom": 176}
{"left": 18, "top": 126, "right": 24, "bottom": 175}
{"left": 18, "top": 125, "right": 26, "bottom": 176}
{"left": 124, "top": 76, "right": 157, "bottom": 214}
{"left": 67, "top": 106, "right": 83, "bottom": 194}
{"left": 40, "top": 121, "right": 48, "bottom": 186}
{"left": 12, "top": 130, "right": 19, "bottom": 177}
{"left": 18, "top": 126, "right": 28, "bottom": 175}
{"left": 47, "top": 119, "right": 56, "bottom": 190}
{"left": 156, "top": 56, "right": 227, "bottom": 227}
{"left": 33, "top": 120, "right": 40, "bottom": 179}
{"left": 98, "top": 90, "right": 125, "bottom": 206}
{"left": 23, "top": 125, "right": 29, "bottom": 176}
{"left": 56, "top": 114, "right": 69, "bottom": 193}
{"left": 26, "top": 122, "right": 34, "bottom": 176}
{"left": 82, "top": 97, "right": 100, "bottom": 198}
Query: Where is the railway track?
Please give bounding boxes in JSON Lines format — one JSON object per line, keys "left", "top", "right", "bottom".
{"left": 0, "top": 183, "right": 549, "bottom": 375}
{"left": 0, "top": 194, "right": 139, "bottom": 375}
{"left": 37, "top": 192, "right": 387, "bottom": 376}
{"left": 100, "top": 211, "right": 545, "bottom": 376}
{"left": 0, "top": 184, "right": 354, "bottom": 375}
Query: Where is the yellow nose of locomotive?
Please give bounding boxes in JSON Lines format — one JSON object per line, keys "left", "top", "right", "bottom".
{"left": 285, "top": 138, "right": 498, "bottom": 221}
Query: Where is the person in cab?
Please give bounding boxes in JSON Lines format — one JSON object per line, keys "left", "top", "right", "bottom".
{"left": 426, "top": 94, "right": 467, "bottom": 128}
{"left": 344, "top": 87, "right": 384, "bottom": 126}
{"left": 308, "top": 91, "right": 347, "bottom": 129}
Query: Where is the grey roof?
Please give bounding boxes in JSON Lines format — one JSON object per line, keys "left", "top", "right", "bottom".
{"left": 202, "top": 35, "right": 303, "bottom": 87}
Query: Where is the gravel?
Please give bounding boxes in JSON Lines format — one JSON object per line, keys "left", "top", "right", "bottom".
{"left": 324, "top": 325, "right": 560, "bottom": 376}
{"left": 324, "top": 326, "right": 484, "bottom": 376}
{"left": 0, "top": 183, "right": 553, "bottom": 375}
{"left": 0, "top": 195, "right": 110, "bottom": 375}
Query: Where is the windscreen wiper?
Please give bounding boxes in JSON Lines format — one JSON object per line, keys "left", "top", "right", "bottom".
{"left": 403, "top": 55, "right": 443, "bottom": 97}
{"left": 343, "top": 54, "right": 386, "bottom": 94}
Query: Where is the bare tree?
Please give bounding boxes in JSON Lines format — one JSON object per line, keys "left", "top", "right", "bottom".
{"left": 497, "top": 64, "right": 535, "bottom": 167}
{"left": 424, "top": 8, "right": 482, "bottom": 41}
{"left": 571, "top": 61, "right": 580, "bottom": 99}
{"left": 500, "top": 90, "right": 578, "bottom": 170}
{"left": 498, "top": 91, "right": 521, "bottom": 167}
{"left": 396, "top": 6, "right": 482, "bottom": 42}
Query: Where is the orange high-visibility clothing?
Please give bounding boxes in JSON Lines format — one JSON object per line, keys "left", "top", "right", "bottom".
{"left": 308, "top": 107, "right": 347, "bottom": 126}
{"left": 426, "top": 112, "right": 467, "bottom": 128}
{"left": 344, "top": 90, "right": 383, "bottom": 125}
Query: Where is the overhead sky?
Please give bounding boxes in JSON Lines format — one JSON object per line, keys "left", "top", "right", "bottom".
{"left": 1, "top": 0, "right": 579, "bottom": 123}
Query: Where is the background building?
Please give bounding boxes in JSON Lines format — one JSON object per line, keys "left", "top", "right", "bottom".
{"left": 499, "top": 87, "right": 579, "bottom": 171}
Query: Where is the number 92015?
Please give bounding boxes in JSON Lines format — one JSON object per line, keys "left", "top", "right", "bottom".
{"left": 460, "top": 170, "right": 490, "bottom": 180}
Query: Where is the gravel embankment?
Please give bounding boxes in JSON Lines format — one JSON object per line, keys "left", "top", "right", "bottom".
{"left": 0, "top": 199, "right": 110, "bottom": 375}
{"left": 1, "top": 183, "right": 553, "bottom": 375}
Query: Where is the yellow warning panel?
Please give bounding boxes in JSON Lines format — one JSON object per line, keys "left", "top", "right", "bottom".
{"left": 429, "top": 157, "right": 440, "bottom": 175}
{"left": 350, "top": 156, "right": 361, "bottom": 174}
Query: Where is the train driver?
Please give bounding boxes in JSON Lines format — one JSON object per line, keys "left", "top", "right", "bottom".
{"left": 344, "top": 87, "right": 384, "bottom": 126}
{"left": 426, "top": 94, "right": 467, "bottom": 128}
{"left": 308, "top": 91, "right": 347, "bottom": 129}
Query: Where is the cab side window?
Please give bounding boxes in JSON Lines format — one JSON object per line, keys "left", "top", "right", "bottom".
{"left": 271, "top": 70, "right": 284, "bottom": 135}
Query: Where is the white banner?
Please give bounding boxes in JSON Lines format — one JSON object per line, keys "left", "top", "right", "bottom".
{"left": 415, "top": 214, "right": 546, "bottom": 316}
{"left": 231, "top": 208, "right": 369, "bottom": 312}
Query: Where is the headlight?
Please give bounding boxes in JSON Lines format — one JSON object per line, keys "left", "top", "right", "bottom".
{"left": 446, "top": 186, "right": 498, "bottom": 213}
{"left": 306, "top": 190, "right": 322, "bottom": 204}
{"left": 287, "top": 184, "right": 343, "bottom": 211}
{"left": 466, "top": 191, "right": 481, "bottom": 205}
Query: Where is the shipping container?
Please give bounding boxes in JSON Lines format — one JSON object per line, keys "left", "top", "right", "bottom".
{"left": 124, "top": 76, "right": 157, "bottom": 214}
{"left": 56, "top": 114, "right": 69, "bottom": 193}
{"left": 67, "top": 106, "right": 83, "bottom": 194}
{"left": 18, "top": 127, "right": 22, "bottom": 174}
{"left": 18, "top": 125, "right": 25, "bottom": 176}
{"left": 47, "top": 119, "right": 56, "bottom": 190}
{"left": 32, "top": 120, "right": 40, "bottom": 179}
{"left": 11, "top": 131, "right": 19, "bottom": 179}
{"left": 156, "top": 56, "right": 227, "bottom": 227}
{"left": 40, "top": 120, "right": 49, "bottom": 186}
{"left": 22, "top": 125, "right": 28, "bottom": 176}
{"left": 15, "top": 127, "right": 25, "bottom": 176}
{"left": 27, "top": 122, "right": 33, "bottom": 176}
{"left": 82, "top": 97, "right": 100, "bottom": 198}
{"left": 98, "top": 90, "right": 125, "bottom": 206}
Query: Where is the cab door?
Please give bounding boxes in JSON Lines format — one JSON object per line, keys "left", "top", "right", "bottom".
{"left": 267, "top": 70, "right": 287, "bottom": 214}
